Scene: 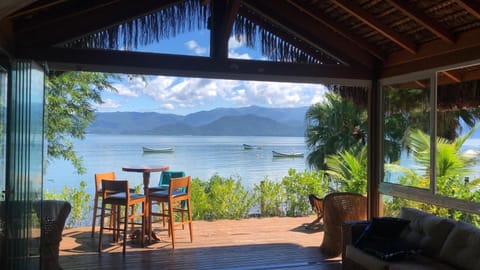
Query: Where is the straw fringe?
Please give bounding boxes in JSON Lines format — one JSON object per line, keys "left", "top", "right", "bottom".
{"left": 65, "top": 0, "right": 324, "bottom": 64}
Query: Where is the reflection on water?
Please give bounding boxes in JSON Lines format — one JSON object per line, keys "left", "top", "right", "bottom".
{"left": 44, "top": 134, "right": 308, "bottom": 195}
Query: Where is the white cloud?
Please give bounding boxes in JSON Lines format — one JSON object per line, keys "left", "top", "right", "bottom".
{"left": 228, "top": 36, "right": 251, "bottom": 59}
{"left": 228, "top": 81, "right": 328, "bottom": 107}
{"left": 161, "top": 103, "right": 175, "bottom": 110}
{"left": 229, "top": 51, "right": 251, "bottom": 60}
{"left": 113, "top": 72, "right": 327, "bottom": 112}
{"left": 228, "top": 36, "right": 243, "bottom": 50}
{"left": 185, "top": 40, "right": 207, "bottom": 55}
{"left": 96, "top": 98, "right": 121, "bottom": 109}
{"left": 112, "top": 83, "right": 138, "bottom": 97}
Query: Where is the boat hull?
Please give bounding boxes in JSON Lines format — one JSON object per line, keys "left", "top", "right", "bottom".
{"left": 243, "top": 144, "right": 261, "bottom": 150}
{"left": 142, "top": 146, "right": 175, "bottom": 153}
{"left": 272, "top": 150, "right": 304, "bottom": 158}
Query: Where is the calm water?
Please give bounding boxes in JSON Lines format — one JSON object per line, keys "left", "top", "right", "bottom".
{"left": 44, "top": 135, "right": 309, "bottom": 195}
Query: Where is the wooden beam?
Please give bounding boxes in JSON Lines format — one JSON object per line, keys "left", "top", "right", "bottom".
{"left": 209, "top": 0, "right": 239, "bottom": 59}
{"left": 386, "top": 0, "right": 455, "bottom": 44}
{"left": 383, "top": 28, "right": 480, "bottom": 77}
{"left": 14, "top": 0, "right": 184, "bottom": 47}
{"left": 7, "top": 0, "right": 67, "bottom": 19}
{"left": 0, "top": 18, "right": 14, "bottom": 57}
{"left": 441, "top": 70, "right": 461, "bottom": 83}
{"left": 454, "top": 0, "right": 480, "bottom": 20}
{"left": 285, "top": 0, "right": 385, "bottom": 61}
{"left": 16, "top": 47, "right": 372, "bottom": 84}
{"left": 331, "top": 0, "right": 417, "bottom": 54}
{"left": 242, "top": 0, "right": 377, "bottom": 69}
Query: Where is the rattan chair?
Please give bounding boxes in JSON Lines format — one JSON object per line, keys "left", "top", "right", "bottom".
{"left": 320, "top": 192, "right": 367, "bottom": 257}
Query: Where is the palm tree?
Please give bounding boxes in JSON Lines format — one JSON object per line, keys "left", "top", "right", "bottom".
{"left": 385, "top": 126, "right": 480, "bottom": 223}
{"left": 305, "top": 92, "right": 367, "bottom": 169}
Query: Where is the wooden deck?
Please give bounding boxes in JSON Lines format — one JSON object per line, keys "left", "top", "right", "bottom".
{"left": 59, "top": 216, "right": 341, "bottom": 270}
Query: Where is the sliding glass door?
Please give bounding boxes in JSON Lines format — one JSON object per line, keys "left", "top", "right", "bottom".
{"left": 4, "top": 60, "right": 44, "bottom": 270}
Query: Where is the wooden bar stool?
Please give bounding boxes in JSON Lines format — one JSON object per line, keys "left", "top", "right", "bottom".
{"left": 148, "top": 175, "right": 193, "bottom": 248}
{"left": 98, "top": 179, "right": 146, "bottom": 254}
{"left": 91, "top": 172, "right": 116, "bottom": 238}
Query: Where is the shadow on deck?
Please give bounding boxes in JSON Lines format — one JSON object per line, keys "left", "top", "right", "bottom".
{"left": 59, "top": 216, "right": 341, "bottom": 270}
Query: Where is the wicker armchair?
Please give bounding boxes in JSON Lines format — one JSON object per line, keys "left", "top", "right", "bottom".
{"left": 305, "top": 194, "right": 324, "bottom": 229}
{"left": 320, "top": 192, "right": 367, "bottom": 257}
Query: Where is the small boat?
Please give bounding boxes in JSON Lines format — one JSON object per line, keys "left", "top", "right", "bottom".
{"left": 272, "top": 150, "right": 304, "bottom": 158}
{"left": 142, "top": 146, "right": 175, "bottom": 153}
{"left": 243, "top": 144, "right": 261, "bottom": 150}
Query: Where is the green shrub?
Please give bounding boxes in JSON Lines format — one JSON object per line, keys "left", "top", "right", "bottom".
{"left": 190, "top": 177, "right": 210, "bottom": 220}
{"left": 44, "top": 180, "right": 91, "bottom": 228}
{"left": 281, "top": 169, "right": 329, "bottom": 217}
{"left": 253, "top": 177, "right": 284, "bottom": 217}
{"left": 190, "top": 174, "right": 255, "bottom": 220}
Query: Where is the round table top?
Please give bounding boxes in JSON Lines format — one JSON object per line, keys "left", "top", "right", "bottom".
{"left": 122, "top": 165, "right": 170, "bottom": 173}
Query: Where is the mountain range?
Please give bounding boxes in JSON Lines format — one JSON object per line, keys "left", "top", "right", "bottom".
{"left": 87, "top": 106, "right": 309, "bottom": 136}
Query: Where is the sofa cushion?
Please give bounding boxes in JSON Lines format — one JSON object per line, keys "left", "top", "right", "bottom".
{"left": 346, "top": 245, "right": 457, "bottom": 270}
{"left": 355, "top": 217, "right": 414, "bottom": 261}
{"left": 439, "top": 221, "right": 480, "bottom": 270}
{"left": 389, "top": 255, "right": 458, "bottom": 270}
{"left": 399, "top": 208, "right": 455, "bottom": 258}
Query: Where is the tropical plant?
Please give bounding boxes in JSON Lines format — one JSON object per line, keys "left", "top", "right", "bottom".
{"left": 305, "top": 92, "right": 367, "bottom": 170}
{"left": 385, "top": 126, "right": 480, "bottom": 224}
{"left": 323, "top": 145, "right": 368, "bottom": 194}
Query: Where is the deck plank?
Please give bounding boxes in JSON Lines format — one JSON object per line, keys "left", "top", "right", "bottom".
{"left": 59, "top": 216, "right": 341, "bottom": 270}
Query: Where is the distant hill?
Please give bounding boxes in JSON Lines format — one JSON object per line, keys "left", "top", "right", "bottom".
{"left": 87, "top": 106, "right": 308, "bottom": 136}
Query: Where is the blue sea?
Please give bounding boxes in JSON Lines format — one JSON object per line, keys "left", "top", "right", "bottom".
{"left": 44, "top": 134, "right": 309, "bottom": 195}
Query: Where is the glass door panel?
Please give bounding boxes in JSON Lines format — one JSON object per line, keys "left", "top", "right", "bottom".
{"left": 436, "top": 65, "right": 480, "bottom": 204}
{"left": 0, "top": 66, "right": 6, "bottom": 268}
{"left": 383, "top": 78, "right": 431, "bottom": 189}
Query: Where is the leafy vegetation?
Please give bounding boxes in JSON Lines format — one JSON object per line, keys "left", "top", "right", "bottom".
{"left": 190, "top": 174, "right": 255, "bottom": 220}
{"left": 45, "top": 72, "right": 118, "bottom": 174}
{"left": 305, "top": 92, "right": 367, "bottom": 170}
{"left": 384, "top": 127, "right": 480, "bottom": 225}
{"left": 44, "top": 180, "right": 91, "bottom": 228}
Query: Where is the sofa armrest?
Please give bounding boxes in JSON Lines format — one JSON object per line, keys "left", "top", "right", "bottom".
{"left": 342, "top": 220, "right": 370, "bottom": 266}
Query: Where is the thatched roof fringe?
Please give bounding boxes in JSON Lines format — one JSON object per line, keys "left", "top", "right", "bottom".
{"left": 233, "top": 15, "right": 320, "bottom": 64}
{"left": 328, "top": 85, "right": 369, "bottom": 108}
{"left": 65, "top": 0, "right": 322, "bottom": 63}
{"left": 66, "top": 0, "right": 208, "bottom": 49}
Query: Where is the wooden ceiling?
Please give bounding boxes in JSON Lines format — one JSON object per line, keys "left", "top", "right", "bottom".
{"left": 2, "top": 0, "right": 480, "bottom": 85}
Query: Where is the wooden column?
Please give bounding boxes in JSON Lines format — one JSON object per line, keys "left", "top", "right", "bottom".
{"left": 209, "top": 0, "right": 239, "bottom": 60}
{"left": 367, "top": 75, "right": 381, "bottom": 218}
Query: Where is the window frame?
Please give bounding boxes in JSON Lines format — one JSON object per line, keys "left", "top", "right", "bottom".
{"left": 378, "top": 65, "right": 480, "bottom": 215}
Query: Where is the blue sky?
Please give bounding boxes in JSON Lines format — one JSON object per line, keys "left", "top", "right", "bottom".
{"left": 97, "top": 30, "right": 328, "bottom": 115}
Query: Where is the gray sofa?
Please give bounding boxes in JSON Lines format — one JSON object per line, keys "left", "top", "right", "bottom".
{"left": 342, "top": 207, "right": 480, "bottom": 270}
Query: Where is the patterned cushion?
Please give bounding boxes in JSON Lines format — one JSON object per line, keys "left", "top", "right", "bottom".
{"left": 399, "top": 208, "right": 455, "bottom": 258}
{"left": 439, "top": 221, "right": 480, "bottom": 270}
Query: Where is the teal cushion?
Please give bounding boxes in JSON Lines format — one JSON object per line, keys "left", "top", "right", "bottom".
{"left": 158, "top": 171, "right": 186, "bottom": 188}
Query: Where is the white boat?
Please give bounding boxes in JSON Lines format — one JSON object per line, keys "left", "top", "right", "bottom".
{"left": 243, "top": 144, "right": 261, "bottom": 150}
{"left": 272, "top": 150, "right": 304, "bottom": 158}
{"left": 142, "top": 146, "right": 175, "bottom": 153}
